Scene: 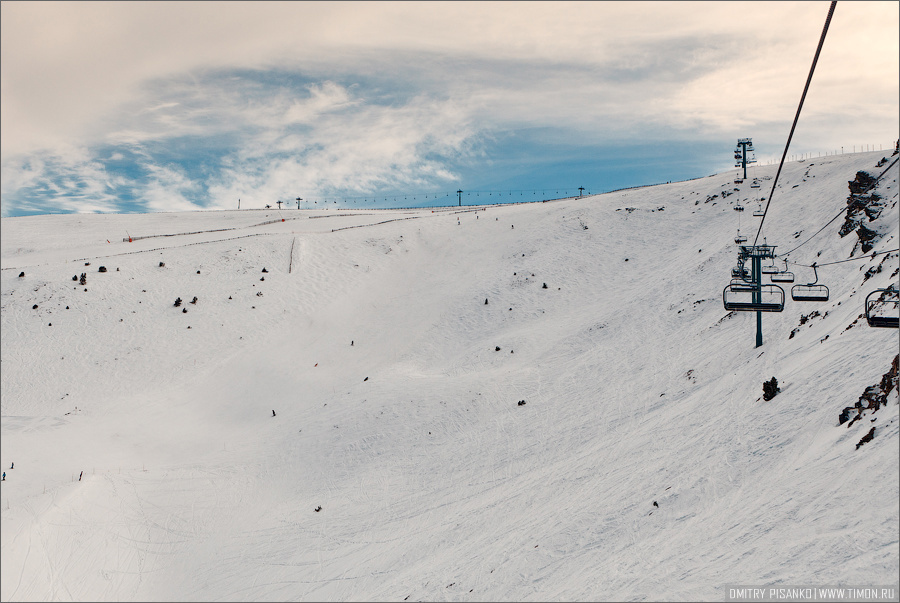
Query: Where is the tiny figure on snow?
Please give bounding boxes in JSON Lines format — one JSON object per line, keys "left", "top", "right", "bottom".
{"left": 2, "top": 472, "right": 5, "bottom": 481}
{"left": 272, "top": 410, "right": 276, "bottom": 417}
{"left": 79, "top": 471, "right": 83, "bottom": 481}
{"left": 9, "top": 462, "right": 13, "bottom": 469}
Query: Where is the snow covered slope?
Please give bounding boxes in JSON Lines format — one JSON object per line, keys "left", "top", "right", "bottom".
{"left": 2, "top": 151, "right": 898, "bottom": 601}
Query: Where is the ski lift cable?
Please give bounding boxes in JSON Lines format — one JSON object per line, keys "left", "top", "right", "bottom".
{"left": 783, "top": 247, "right": 899, "bottom": 269}
{"left": 752, "top": 1, "right": 837, "bottom": 249}
{"left": 781, "top": 157, "right": 899, "bottom": 257}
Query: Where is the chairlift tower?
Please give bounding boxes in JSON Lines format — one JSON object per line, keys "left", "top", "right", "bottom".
{"left": 740, "top": 244, "right": 777, "bottom": 347}
{"left": 734, "top": 138, "right": 757, "bottom": 181}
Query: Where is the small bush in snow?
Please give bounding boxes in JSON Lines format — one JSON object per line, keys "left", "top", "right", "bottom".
{"left": 763, "top": 377, "right": 780, "bottom": 401}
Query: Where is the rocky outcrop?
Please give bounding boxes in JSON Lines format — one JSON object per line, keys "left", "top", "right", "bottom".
{"left": 840, "top": 171, "right": 889, "bottom": 254}
{"left": 838, "top": 354, "right": 899, "bottom": 426}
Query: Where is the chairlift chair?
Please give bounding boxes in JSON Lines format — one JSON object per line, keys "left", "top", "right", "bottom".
{"left": 761, "top": 260, "right": 779, "bottom": 274}
{"left": 750, "top": 181, "right": 761, "bottom": 189}
{"left": 791, "top": 264, "right": 829, "bottom": 302}
{"left": 734, "top": 204, "right": 744, "bottom": 212}
{"left": 731, "top": 266, "right": 750, "bottom": 280}
{"left": 770, "top": 271, "right": 795, "bottom": 283}
{"left": 753, "top": 205, "right": 765, "bottom": 217}
{"left": 865, "top": 288, "right": 899, "bottom": 328}
{"left": 770, "top": 259, "right": 795, "bottom": 283}
{"left": 734, "top": 233, "right": 747, "bottom": 244}
{"left": 728, "top": 282, "right": 760, "bottom": 292}
{"left": 723, "top": 283, "right": 785, "bottom": 312}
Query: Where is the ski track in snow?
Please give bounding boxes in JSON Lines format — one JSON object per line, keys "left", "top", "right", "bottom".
{"left": 1, "top": 152, "right": 898, "bottom": 601}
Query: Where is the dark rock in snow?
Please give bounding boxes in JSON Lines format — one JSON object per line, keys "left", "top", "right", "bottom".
{"left": 839, "top": 406, "right": 858, "bottom": 425}
{"left": 856, "top": 426, "right": 876, "bottom": 450}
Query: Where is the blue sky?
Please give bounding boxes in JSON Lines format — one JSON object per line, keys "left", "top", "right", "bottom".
{"left": 1, "top": 1, "right": 898, "bottom": 217}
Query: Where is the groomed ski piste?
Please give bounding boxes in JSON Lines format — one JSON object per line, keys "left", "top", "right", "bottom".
{"left": 1, "top": 150, "right": 898, "bottom": 602}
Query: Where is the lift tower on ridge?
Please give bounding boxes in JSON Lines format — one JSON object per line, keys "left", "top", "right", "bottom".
{"left": 735, "top": 138, "right": 757, "bottom": 181}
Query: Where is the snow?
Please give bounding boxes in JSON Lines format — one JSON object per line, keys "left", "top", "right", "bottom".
{"left": 2, "top": 151, "right": 898, "bottom": 601}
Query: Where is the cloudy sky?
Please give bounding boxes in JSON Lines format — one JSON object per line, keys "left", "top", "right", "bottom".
{"left": 1, "top": 1, "right": 897, "bottom": 217}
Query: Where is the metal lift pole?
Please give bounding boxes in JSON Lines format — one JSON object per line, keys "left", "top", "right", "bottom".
{"left": 738, "top": 140, "right": 749, "bottom": 181}
{"left": 743, "top": 145, "right": 749, "bottom": 181}
{"left": 739, "top": 142, "right": 745, "bottom": 181}
{"left": 753, "top": 254, "right": 763, "bottom": 347}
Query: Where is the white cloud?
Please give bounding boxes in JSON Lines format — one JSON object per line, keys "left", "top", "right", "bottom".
{"left": 140, "top": 163, "right": 205, "bottom": 213}
{"left": 3, "top": 1, "right": 896, "bottom": 157}
{"left": 1, "top": 1, "right": 897, "bottom": 215}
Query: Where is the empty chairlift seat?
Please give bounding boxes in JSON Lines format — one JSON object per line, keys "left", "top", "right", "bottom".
{"left": 770, "top": 259, "right": 794, "bottom": 283}
{"left": 770, "top": 271, "right": 795, "bottom": 283}
{"left": 791, "top": 284, "right": 829, "bottom": 302}
{"left": 865, "top": 289, "right": 899, "bottom": 328}
{"left": 723, "top": 283, "right": 785, "bottom": 312}
{"left": 791, "top": 264, "right": 829, "bottom": 302}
